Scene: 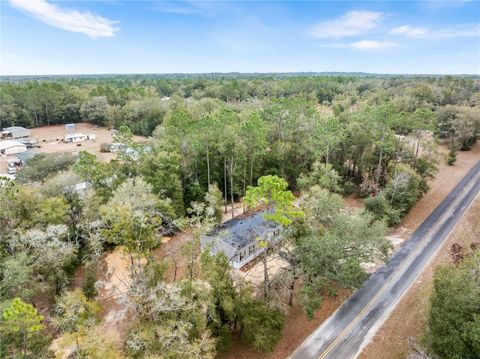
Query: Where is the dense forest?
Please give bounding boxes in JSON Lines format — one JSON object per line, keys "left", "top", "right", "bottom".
{"left": 1, "top": 74, "right": 479, "bottom": 358}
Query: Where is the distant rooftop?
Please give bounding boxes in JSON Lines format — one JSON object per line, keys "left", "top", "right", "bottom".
{"left": 207, "top": 209, "right": 279, "bottom": 249}
{"left": 0, "top": 140, "right": 26, "bottom": 150}
{"left": 3, "top": 126, "right": 29, "bottom": 132}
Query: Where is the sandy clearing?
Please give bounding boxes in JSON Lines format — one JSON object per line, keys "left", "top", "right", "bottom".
{"left": 30, "top": 122, "right": 145, "bottom": 161}
{"left": 240, "top": 254, "right": 290, "bottom": 288}
{"left": 78, "top": 231, "right": 192, "bottom": 346}
{"left": 95, "top": 247, "right": 132, "bottom": 340}
{"left": 0, "top": 123, "right": 146, "bottom": 173}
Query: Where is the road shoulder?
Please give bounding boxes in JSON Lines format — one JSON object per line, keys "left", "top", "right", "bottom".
{"left": 358, "top": 195, "right": 480, "bottom": 359}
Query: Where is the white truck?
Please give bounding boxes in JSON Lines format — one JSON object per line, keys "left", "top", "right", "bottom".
{"left": 7, "top": 159, "right": 17, "bottom": 175}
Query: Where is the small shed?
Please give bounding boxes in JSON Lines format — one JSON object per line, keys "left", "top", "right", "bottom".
{"left": 0, "top": 140, "right": 27, "bottom": 155}
{"left": 2, "top": 126, "right": 31, "bottom": 139}
{"left": 201, "top": 209, "right": 282, "bottom": 269}
{"left": 65, "top": 123, "right": 76, "bottom": 131}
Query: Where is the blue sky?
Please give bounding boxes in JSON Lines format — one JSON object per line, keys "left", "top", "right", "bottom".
{"left": 1, "top": 0, "right": 479, "bottom": 75}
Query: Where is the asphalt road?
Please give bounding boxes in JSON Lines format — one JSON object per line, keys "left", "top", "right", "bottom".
{"left": 290, "top": 161, "right": 480, "bottom": 359}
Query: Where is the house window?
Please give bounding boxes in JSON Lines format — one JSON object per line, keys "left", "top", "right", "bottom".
{"left": 249, "top": 244, "right": 256, "bottom": 255}
{"left": 239, "top": 250, "right": 246, "bottom": 262}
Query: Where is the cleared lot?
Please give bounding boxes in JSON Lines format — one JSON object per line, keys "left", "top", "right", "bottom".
{"left": 30, "top": 123, "right": 145, "bottom": 160}
{"left": 0, "top": 123, "right": 145, "bottom": 174}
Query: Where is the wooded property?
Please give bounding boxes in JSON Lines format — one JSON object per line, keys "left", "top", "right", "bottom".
{"left": 1, "top": 2, "right": 479, "bottom": 358}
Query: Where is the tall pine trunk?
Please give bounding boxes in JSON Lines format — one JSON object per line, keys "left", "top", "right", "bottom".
{"left": 414, "top": 136, "right": 420, "bottom": 169}
{"left": 249, "top": 155, "right": 254, "bottom": 185}
{"left": 224, "top": 157, "right": 228, "bottom": 213}
{"left": 206, "top": 142, "right": 211, "bottom": 189}
{"left": 243, "top": 161, "right": 246, "bottom": 213}
{"left": 227, "top": 158, "right": 236, "bottom": 220}
{"left": 263, "top": 247, "right": 269, "bottom": 300}
{"left": 230, "top": 172, "right": 235, "bottom": 219}
{"left": 376, "top": 123, "right": 386, "bottom": 185}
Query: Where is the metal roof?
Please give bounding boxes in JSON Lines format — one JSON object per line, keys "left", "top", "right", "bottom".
{"left": 207, "top": 209, "right": 279, "bottom": 249}
{"left": 65, "top": 133, "right": 87, "bottom": 138}
{"left": 16, "top": 151, "right": 38, "bottom": 162}
{"left": 0, "top": 140, "right": 26, "bottom": 150}
{"left": 3, "top": 126, "right": 30, "bottom": 132}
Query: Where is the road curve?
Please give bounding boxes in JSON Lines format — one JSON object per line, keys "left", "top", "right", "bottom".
{"left": 290, "top": 160, "right": 480, "bottom": 359}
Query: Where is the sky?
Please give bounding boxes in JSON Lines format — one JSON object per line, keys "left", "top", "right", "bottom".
{"left": 0, "top": 0, "right": 479, "bottom": 75}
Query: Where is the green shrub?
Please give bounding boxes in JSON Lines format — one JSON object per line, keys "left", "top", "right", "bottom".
{"left": 17, "top": 153, "right": 76, "bottom": 183}
{"left": 365, "top": 164, "right": 423, "bottom": 226}
{"left": 298, "top": 162, "right": 343, "bottom": 193}
{"left": 0, "top": 298, "right": 51, "bottom": 358}
{"left": 239, "top": 301, "right": 284, "bottom": 352}
{"left": 342, "top": 180, "right": 358, "bottom": 196}
{"left": 364, "top": 194, "right": 402, "bottom": 226}
{"left": 447, "top": 146, "right": 457, "bottom": 166}
{"left": 424, "top": 252, "right": 480, "bottom": 359}
{"left": 82, "top": 266, "right": 97, "bottom": 300}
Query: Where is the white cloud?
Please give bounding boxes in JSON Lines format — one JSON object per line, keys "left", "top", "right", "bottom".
{"left": 9, "top": 0, "right": 118, "bottom": 38}
{"left": 152, "top": 1, "right": 206, "bottom": 15}
{"left": 318, "top": 40, "right": 398, "bottom": 50}
{"left": 431, "top": 24, "right": 480, "bottom": 39}
{"left": 309, "top": 11, "right": 384, "bottom": 39}
{"left": 390, "top": 24, "right": 479, "bottom": 39}
{"left": 152, "top": 1, "right": 235, "bottom": 16}
{"left": 390, "top": 25, "right": 428, "bottom": 38}
{"left": 349, "top": 40, "right": 397, "bottom": 50}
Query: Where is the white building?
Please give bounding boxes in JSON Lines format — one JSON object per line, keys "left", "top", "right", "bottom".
{"left": 0, "top": 140, "right": 27, "bottom": 155}
{"left": 64, "top": 133, "right": 95, "bottom": 143}
{"left": 2, "top": 126, "right": 31, "bottom": 139}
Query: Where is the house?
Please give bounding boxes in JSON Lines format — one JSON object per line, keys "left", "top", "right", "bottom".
{"left": 2, "top": 126, "right": 31, "bottom": 139}
{"left": 0, "top": 140, "right": 27, "bottom": 155}
{"left": 64, "top": 133, "right": 95, "bottom": 143}
{"left": 201, "top": 209, "right": 282, "bottom": 269}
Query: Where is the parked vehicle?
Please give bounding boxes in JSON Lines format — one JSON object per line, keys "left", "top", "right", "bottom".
{"left": 7, "top": 160, "right": 17, "bottom": 174}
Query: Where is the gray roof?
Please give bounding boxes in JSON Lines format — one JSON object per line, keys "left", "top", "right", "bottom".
{"left": 16, "top": 151, "right": 38, "bottom": 162}
{"left": 207, "top": 209, "right": 279, "bottom": 249}
{"left": 3, "top": 126, "right": 30, "bottom": 132}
